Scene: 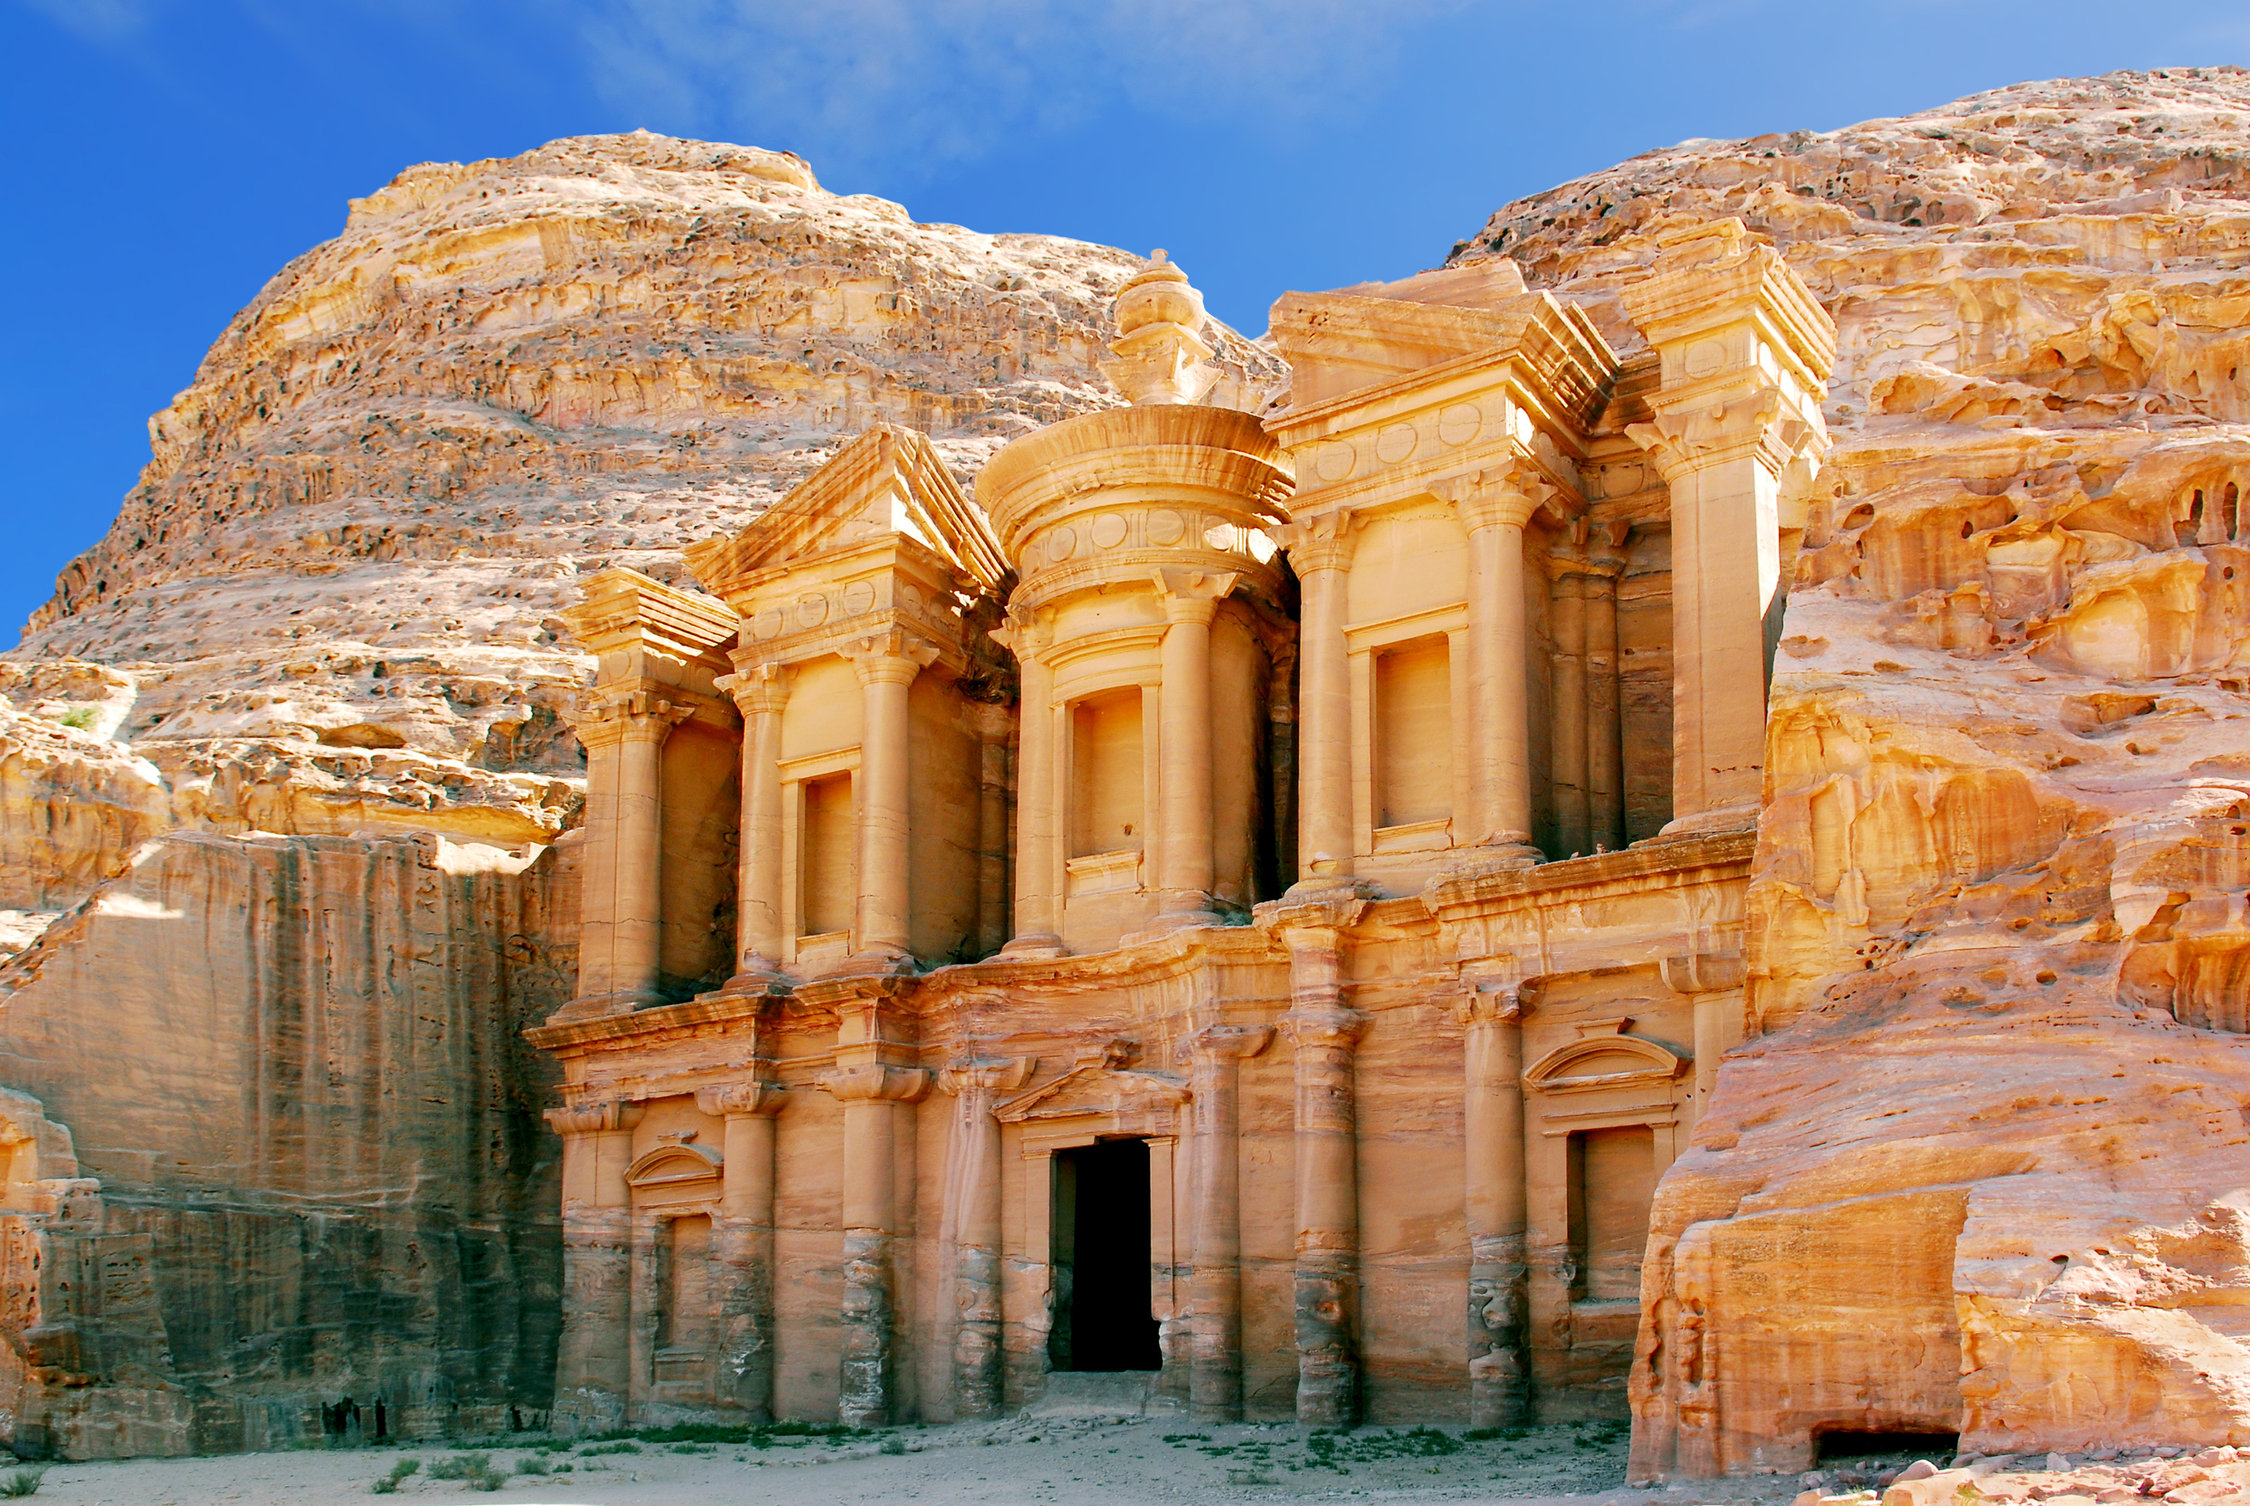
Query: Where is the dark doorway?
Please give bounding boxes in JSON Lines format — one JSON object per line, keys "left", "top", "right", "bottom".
{"left": 1815, "top": 1430, "right": 1961, "bottom": 1463}
{"left": 1049, "top": 1139, "right": 1160, "bottom": 1371}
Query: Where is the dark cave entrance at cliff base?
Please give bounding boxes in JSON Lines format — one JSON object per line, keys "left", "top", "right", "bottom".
{"left": 1048, "top": 1138, "right": 1161, "bottom": 1373}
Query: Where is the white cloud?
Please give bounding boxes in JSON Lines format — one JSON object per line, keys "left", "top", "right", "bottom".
{"left": 566, "top": 0, "right": 1477, "bottom": 179}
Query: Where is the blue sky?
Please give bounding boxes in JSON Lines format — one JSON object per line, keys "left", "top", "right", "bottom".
{"left": 3, "top": 1, "right": 2247, "bottom": 642}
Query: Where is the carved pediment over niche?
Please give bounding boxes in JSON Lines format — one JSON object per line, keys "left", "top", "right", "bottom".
{"left": 625, "top": 1132, "right": 722, "bottom": 1191}
{"left": 994, "top": 1059, "right": 1190, "bottom": 1127}
{"left": 1524, "top": 1018, "right": 1687, "bottom": 1094}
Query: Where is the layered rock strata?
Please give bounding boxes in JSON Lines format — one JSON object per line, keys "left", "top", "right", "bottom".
{"left": 1441, "top": 65, "right": 2250, "bottom": 1471}
{"left": 0, "top": 133, "right": 1275, "bottom": 1457}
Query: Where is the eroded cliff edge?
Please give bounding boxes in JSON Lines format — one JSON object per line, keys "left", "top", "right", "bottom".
{"left": 1444, "top": 66, "right": 2250, "bottom": 1469}
{"left": 0, "top": 133, "right": 1276, "bottom": 1456}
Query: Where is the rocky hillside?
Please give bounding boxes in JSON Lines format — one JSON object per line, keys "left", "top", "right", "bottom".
{"left": 0, "top": 131, "right": 1278, "bottom": 938}
{"left": 1444, "top": 66, "right": 2250, "bottom": 1466}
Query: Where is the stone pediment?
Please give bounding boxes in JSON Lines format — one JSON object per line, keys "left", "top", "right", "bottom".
{"left": 685, "top": 424, "right": 1010, "bottom": 597}
{"left": 624, "top": 1136, "right": 722, "bottom": 1190}
{"left": 994, "top": 1061, "right": 1191, "bottom": 1124}
{"left": 1524, "top": 1019, "right": 1687, "bottom": 1093}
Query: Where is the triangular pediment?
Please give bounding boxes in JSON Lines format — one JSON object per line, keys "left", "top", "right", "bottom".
{"left": 994, "top": 1063, "right": 1190, "bottom": 1124}
{"left": 684, "top": 424, "right": 1011, "bottom": 600}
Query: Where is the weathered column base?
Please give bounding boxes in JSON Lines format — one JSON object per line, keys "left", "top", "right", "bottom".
{"left": 553, "top": 1232, "right": 631, "bottom": 1436}
{"left": 1189, "top": 1266, "right": 1243, "bottom": 1423}
{"left": 715, "top": 1215, "right": 776, "bottom": 1421}
{"left": 1294, "top": 1250, "right": 1359, "bottom": 1427}
{"left": 953, "top": 1241, "right": 1004, "bottom": 1420}
{"left": 1468, "top": 1232, "right": 1531, "bottom": 1430}
{"left": 840, "top": 1229, "right": 895, "bottom": 1428}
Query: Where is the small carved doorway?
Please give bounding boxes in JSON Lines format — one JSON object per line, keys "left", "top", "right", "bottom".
{"left": 1048, "top": 1139, "right": 1160, "bottom": 1371}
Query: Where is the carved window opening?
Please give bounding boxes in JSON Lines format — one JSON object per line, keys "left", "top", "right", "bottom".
{"left": 1565, "top": 1125, "right": 1656, "bottom": 1303}
{"left": 799, "top": 771, "right": 855, "bottom": 937}
{"left": 1070, "top": 689, "right": 1145, "bottom": 858}
{"left": 1047, "top": 1138, "right": 1160, "bottom": 1372}
{"left": 2228, "top": 482, "right": 2242, "bottom": 541}
{"left": 1375, "top": 635, "right": 1452, "bottom": 830}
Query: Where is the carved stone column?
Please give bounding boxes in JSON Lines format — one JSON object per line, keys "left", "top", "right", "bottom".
{"left": 1584, "top": 526, "right": 1629, "bottom": 853}
{"left": 696, "top": 1081, "right": 786, "bottom": 1420}
{"left": 1275, "top": 517, "right": 1357, "bottom": 893}
{"left": 1459, "top": 982, "right": 1530, "bottom": 1428}
{"left": 1269, "top": 900, "right": 1368, "bottom": 1426}
{"left": 972, "top": 702, "right": 1014, "bottom": 958}
{"left": 1621, "top": 219, "right": 1833, "bottom": 837}
{"left": 996, "top": 612, "right": 1064, "bottom": 956}
{"left": 824, "top": 1057, "right": 932, "bottom": 1427}
{"left": 1454, "top": 479, "right": 1543, "bottom": 864}
{"left": 1183, "top": 1022, "right": 1271, "bottom": 1421}
{"left": 848, "top": 631, "right": 938, "bottom": 967}
{"left": 1548, "top": 556, "right": 1590, "bottom": 860}
{"left": 569, "top": 692, "right": 689, "bottom": 1017}
{"left": 1153, "top": 570, "right": 1239, "bottom": 923}
{"left": 937, "top": 1056, "right": 1033, "bottom": 1418}
{"left": 720, "top": 661, "right": 792, "bottom": 985}
{"left": 547, "top": 1100, "right": 645, "bottom": 1432}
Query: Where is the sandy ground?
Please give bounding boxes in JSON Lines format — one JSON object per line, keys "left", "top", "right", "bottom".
{"left": 1, "top": 1416, "right": 1818, "bottom": 1506}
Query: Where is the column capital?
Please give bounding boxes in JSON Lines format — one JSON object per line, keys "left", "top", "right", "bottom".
{"left": 989, "top": 606, "right": 1053, "bottom": 659}
{"left": 695, "top": 1081, "right": 786, "bottom": 1119}
{"left": 1435, "top": 466, "right": 1550, "bottom": 533}
{"left": 1455, "top": 979, "right": 1529, "bottom": 1030}
{"left": 1182, "top": 1023, "right": 1274, "bottom": 1065}
{"left": 1152, "top": 567, "right": 1240, "bottom": 622}
{"left": 577, "top": 689, "right": 693, "bottom": 749}
{"left": 544, "top": 1100, "right": 646, "bottom": 1138}
{"left": 1255, "top": 896, "right": 1367, "bottom": 947}
{"left": 717, "top": 658, "right": 794, "bottom": 717}
{"left": 1627, "top": 385, "right": 1825, "bottom": 485}
{"left": 1271, "top": 513, "right": 1355, "bottom": 576}
{"left": 938, "top": 1056, "right": 1037, "bottom": 1098}
{"left": 820, "top": 1064, "right": 934, "bottom": 1104}
{"left": 846, "top": 629, "right": 942, "bottom": 685}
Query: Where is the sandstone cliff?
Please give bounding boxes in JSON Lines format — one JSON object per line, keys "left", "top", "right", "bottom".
{"left": 1445, "top": 66, "right": 2250, "bottom": 1468}
{"left": 0, "top": 132, "right": 1278, "bottom": 1456}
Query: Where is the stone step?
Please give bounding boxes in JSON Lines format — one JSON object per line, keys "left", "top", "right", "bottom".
{"left": 1028, "top": 1371, "right": 1182, "bottom": 1418}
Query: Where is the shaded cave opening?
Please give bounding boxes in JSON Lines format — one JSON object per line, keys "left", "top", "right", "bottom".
{"left": 1048, "top": 1138, "right": 1161, "bottom": 1373}
{"left": 1815, "top": 1429, "right": 1961, "bottom": 1463}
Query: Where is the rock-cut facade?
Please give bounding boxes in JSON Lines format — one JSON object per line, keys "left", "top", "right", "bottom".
{"left": 533, "top": 229, "right": 1835, "bottom": 1450}
{"left": 9, "top": 67, "right": 2250, "bottom": 1474}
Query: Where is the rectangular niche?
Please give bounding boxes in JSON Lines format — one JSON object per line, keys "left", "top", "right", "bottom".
{"left": 799, "top": 770, "right": 856, "bottom": 937}
{"left": 1070, "top": 688, "right": 1146, "bottom": 859}
{"left": 1566, "top": 1125, "right": 1657, "bottom": 1302}
{"left": 1375, "top": 635, "right": 1452, "bottom": 829}
{"left": 652, "top": 1213, "right": 715, "bottom": 1398}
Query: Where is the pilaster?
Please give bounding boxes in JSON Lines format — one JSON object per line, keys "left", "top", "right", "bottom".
{"left": 1456, "top": 979, "right": 1530, "bottom": 1428}
{"left": 562, "top": 691, "right": 692, "bottom": 1021}
{"left": 695, "top": 1080, "right": 787, "bottom": 1421}
{"left": 1182, "top": 1022, "right": 1272, "bottom": 1421}
{"left": 937, "top": 1056, "right": 1036, "bottom": 1419}
{"left": 546, "top": 1100, "right": 646, "bottom": 1433}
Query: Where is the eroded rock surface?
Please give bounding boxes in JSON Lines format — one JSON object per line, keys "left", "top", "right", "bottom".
{"left": 0, "top": 133, "right": 1277, "bottom": 1457}
{"left": 1446, "top": 66, "right": 2250, "bottom": 1469}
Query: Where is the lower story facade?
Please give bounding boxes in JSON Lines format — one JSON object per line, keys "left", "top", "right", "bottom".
{"left": 528, "top": 833, "right": 1750, "bottom": 1431}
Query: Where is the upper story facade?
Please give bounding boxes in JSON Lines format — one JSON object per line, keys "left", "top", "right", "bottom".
{"left": 551, "top": 218, "right": 1836, "bottom": 1008}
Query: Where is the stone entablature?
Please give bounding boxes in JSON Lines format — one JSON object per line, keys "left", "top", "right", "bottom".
{"left": 537, "top": 235, "right": 1831, "bottom": 1446}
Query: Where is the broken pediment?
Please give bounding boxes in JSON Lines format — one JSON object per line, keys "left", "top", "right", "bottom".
{"left": 684, "top": 424, "right": 1010, "bottom": 597}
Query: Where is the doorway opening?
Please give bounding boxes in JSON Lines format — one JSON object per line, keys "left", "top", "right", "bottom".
{"left": 1048, "top": 1139, "right": 1160, "bottom": 1371}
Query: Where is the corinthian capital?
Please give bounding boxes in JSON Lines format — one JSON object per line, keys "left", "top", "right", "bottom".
{"left": 1626, "top": 387, "right": 1824, "bottom": 484}
{"left": 1270, "top": 512, "right": 1355, "bottom": 576}
{"left": 1182, "top": 1023, "right": 1274, "bottom": 1065}
{"left": 696, "top": 1081, "right": 786, "bottom": 1118}
{"left": 938, "top": 1056, "right": 1037, "bottom": 1099}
